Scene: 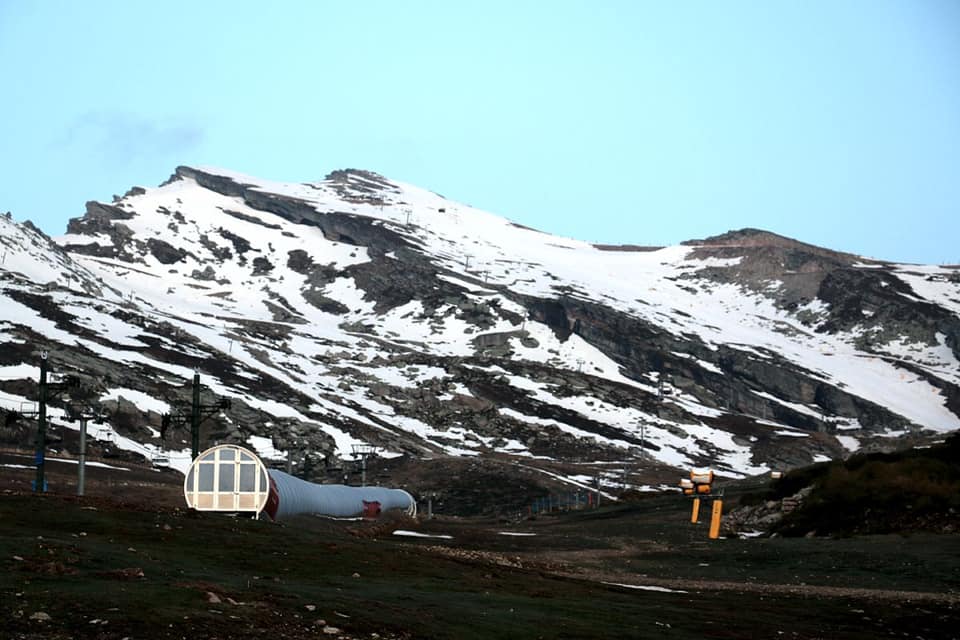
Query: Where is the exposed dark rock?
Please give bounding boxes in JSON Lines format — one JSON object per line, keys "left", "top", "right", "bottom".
{"left": 302, "top": 290, "right": 349, "bottom": 315}
{"left": 62, "top": 203, "right": 141, "bottom": 260}
{"left": 221, "top": 209, "right": 282, "bottom": 230}
{"left": 723, "top": 486, "right": 813, "bottom": 535}
{"left": 146, "top": 238, "right": 186, "bottom": 265}
{"left": 217, "top": 228, "right": 252, "bottom": 261}
{"left": 347, "top": 256, "right": 453, "bottom": 314}
{"left": 198, "top": 234, "right": 232, "bottom": 262}
{"left": 593, "top": 244, "right": 664, "bottom": 252}
{"left": 286, "top": 249, "right": 314, "bottom": 274}
{"left": 252, "top": 256, "right": 274, "bottom": 275}
{"left": 191, "top": 266, "right": 217, "bottom": 281}
{"left": 526, "top": 299, "right": 573, "bottom": 342}
{"left": 77, "top": 201, "right": 136, "bottom": 225}
{"left": 818, "top": 268, "right": 960, "bottom": 362}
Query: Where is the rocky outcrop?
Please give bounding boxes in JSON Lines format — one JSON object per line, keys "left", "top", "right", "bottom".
{"left": 684, "top": 229, "right": 859, "bottom": 308}
{"left": 722, "top": 486, "right": 813, "bottom": 536}
{"left": 146, "top": 238, "right": 185, "bottom": 265}
{"left": 818, "top": 268, "right": 960, "bottom": 363}
{"left": 62, "top": 202, "right": 139, "bottom": 260}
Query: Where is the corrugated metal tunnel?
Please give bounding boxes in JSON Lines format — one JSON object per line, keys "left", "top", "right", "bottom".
{"left": 184, "top": 444, "right": 416, "bottom": 520}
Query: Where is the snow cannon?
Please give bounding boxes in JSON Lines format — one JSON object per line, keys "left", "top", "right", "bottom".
{"left": 682, "top": 469, "right": 722, "bottom": 537}
{"left": 183, "top": 444, "right": 416, "bottom": 520}
{"left": 689, "top": 470, "right": 714, "bottom": 486}
{"left": 680, "top": 470, "right": 714, "bottom": 495}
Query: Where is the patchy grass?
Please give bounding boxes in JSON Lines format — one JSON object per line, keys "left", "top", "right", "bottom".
{"left": 2, "top": 489, "right": 959, "bottom": 639}
{"left": 3, "top": 437, "right": 960, "bottom": 639}
{"left": 741, "top": 434, "right": 960, "bottom": 536}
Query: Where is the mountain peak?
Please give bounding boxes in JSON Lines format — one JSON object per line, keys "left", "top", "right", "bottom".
{"left": 3, "top": 165, "right": 958, "bottom": 493}
{"left": 324, "top": 168, "right": 391, "bottom": 185}
{"left": 686, "top": 228, "right": 820, "bottom": 250}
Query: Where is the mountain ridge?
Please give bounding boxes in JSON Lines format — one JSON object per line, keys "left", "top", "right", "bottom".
{"left": 1, "top": 165, "right": 958, "bottom": 496}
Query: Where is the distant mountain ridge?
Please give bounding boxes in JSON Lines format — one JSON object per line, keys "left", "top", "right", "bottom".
{"left": 1, "top": 166, "right": 958, "bottom": 491}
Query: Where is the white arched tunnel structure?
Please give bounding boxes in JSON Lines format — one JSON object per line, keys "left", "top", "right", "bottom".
{"left": 183, "top": 444, "right": 271, "bottom": 513}
{"left": 184, "top": 444, "right": 416, "bottom": 520}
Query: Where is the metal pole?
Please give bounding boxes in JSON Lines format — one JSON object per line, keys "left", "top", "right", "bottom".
{"left": 34, "top": 353, "right": 48, "bottom": 492}
{"left": 191, "top": 371, "right": 201, "bottom": 460}
{"left": 77, "top": 417, "right": 87, "bottom": 496}
{"left": 361, "top": 455, "right": 367, "bottom": 487}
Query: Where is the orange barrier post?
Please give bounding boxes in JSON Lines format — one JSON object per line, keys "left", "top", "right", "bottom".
{"left": 691, "top": 497, "right": 701, "bottom": 523}
{"left": 708, "top": 499, "right": 723, "bottom": 539}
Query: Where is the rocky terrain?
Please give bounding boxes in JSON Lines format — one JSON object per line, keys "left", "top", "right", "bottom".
{"left": 1, "top": 166, "right": 959, "bottom": 501}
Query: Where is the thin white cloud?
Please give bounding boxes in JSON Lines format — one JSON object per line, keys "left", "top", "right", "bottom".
{"left": 51, "top": 112, "right": 204, "bottom": 165}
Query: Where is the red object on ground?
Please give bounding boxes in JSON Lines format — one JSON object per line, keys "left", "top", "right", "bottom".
{"left": 362, "top": 500, "right": 382, "bottom": 519}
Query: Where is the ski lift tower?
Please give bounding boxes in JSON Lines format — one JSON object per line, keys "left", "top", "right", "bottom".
{"left": 64, "top": 403, "right": 109, "bottom": 496}
{"left": 350, "top": 444, "right": 379, "bottom": 486}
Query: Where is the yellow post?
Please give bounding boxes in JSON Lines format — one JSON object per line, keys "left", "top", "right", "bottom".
{"left": 709, "top": 499, "right": 723, "bottom": 539}
{"left": 691, "top": 497, "right": 700, "bottom": 523}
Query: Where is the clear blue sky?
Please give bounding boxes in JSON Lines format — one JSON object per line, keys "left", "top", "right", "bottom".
{"left": 1, "top": 1, "right": 958, "bottom": 263}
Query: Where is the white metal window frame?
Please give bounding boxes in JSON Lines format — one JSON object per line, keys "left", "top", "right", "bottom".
{"left": 183, "top": 444, "right": 270, "bottom": 516}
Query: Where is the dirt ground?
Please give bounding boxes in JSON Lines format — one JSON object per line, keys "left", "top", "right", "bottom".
{"left": 2, "top": 447, "right": 959, "bottom": 639}
{"left": 0, "top": 447, "right": 184, "bottom": 507}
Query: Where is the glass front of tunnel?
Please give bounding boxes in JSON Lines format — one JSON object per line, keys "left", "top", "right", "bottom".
{"left": 184, "top": 444, "right": 270, "bottom": 515}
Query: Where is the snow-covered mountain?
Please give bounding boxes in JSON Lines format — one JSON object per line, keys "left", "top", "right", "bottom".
{"left": 1, "top": 166, "right": 958, "bottom": 488}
